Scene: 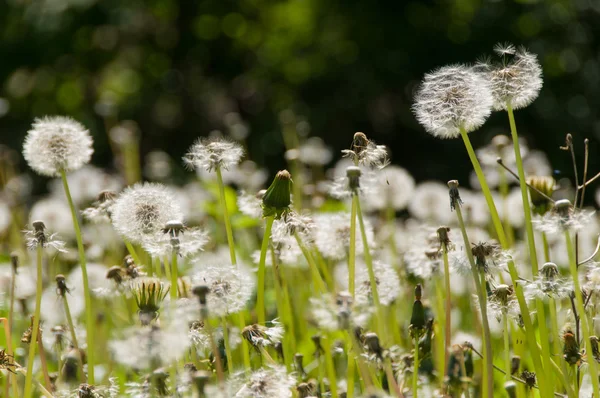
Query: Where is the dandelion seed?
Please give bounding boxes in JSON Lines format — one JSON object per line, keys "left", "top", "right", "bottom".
{"left": 183, "top": 137, "right": 244, "bottom": 172}
{"left": 524, "top": 262, "right": 570, "bottom": 301}
{"left": 24, "top": 220, "right": 67, "bottom": 252}
{"left": 479, "top": 44, "right": 543, "bottom": 111}
{"left": 23, "top": 116, "right": 94, "bottom": 177}
{"left": 111, "top": 183, "right": 183, "bottom": 244}
{"left": 413, "top": 64, "right": 493, "bottom": 139}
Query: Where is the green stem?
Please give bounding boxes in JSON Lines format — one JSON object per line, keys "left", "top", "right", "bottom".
{"left": 63, "top": 294, "right": 85, "bottom": 380}
{"left": 170, "top": 250, "right": 178, "bottom": 301}
{"left": 459, "top": 129, "right": 548, "bottom": 396}
{"left": 502, "top": 313, "right": 511, "bottom": 381}
{"left": 153, "top": 256, "right": 162, "bottom": 279}
{"left": 355, "top": 196, "right": 382, "bottom": 314}
{"left": 256, "top": 216, "right": 274, "bottom": 325}
{"left": 237, "top": 312, "right": 251, "bottom": 371}
{"left": 442, "top": 243, "right": 451, "bottom": 373}
{"left": 124, "top": 240, "right": 142, "bottom": 269}
{"left": 535, "top": 298, "right": 554, "bottom": 393}
{"left": 349, "top": 195, "right": 357, "bottom": 298}
{"left": 346, "top": 339, "right": 356, "bottom": 398}
{"left": 222, "top": 317, "right": 234, "bottom": 373}
{"left": 458, "top": 348, "right": 472, "bottom": 398}
{"left": 295, "top": 232, "right": 326, "bottom": 294}
{"left": 413, "top": 336, "right": 420, "bottom": 398}
{"left": 321, "top": 335, "right": 338, "bottom": 398}
{"left": 454, "top": 203, "right": 493, "bottom": 398}
{"left": 565, "top": 229, "right": 600, "bottom": 394}
{"left": 549, "top": 297, "right": 576, "bottom": 398}
{"left": 506, "top": 106, "right": 539, "bottom": 274}
{"left": 61, "top": 170, "right": 95, "bottom": 384}
{"left": 23, "top": 246, "right": 43, "bottom": 398}
{"left": 216, "top": 166, "right": 237, "bottom": 265}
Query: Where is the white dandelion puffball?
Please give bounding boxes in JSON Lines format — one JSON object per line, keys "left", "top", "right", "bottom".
{"left": 413, "top": 64, "right": 493, "bottom": 139}
{"left": 111, "top": 182, "right": 183, "bottom": 244}
{"left": 485, "top": 43, "right": 543, "bottom": 111}
{"left": 23, "top": 116, "right": 94, "bottom": 177}
{"left": 183, "top": 137, "right": 244, "bottom": 172}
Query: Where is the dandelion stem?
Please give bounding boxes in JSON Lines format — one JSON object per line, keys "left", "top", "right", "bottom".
{"left": 549, "top": 297, "right": 576, "bottom": 398}
{"left": 565, "top": 229, "right": 600, "bottom": 394}
{"left": 62, "top": 293, "right": 85, "bottom": 381}
{"left": 60, "top": 169, "right": 95, "bottom": 384}
{"left": 124, "top": 240, "right": 142, "bottom": 269}
{"left": 457, "top": 347, "right": 471, "bottom": 398}
{"left": 236, "top": 312, "right": 251, "bottom": 371}
{"left": 349, "top": 195, "right": 357, "bottom": 298}
{"left": 453, "top": 202, "right": 493, "bottom": 398}
{"left": 215, "top": 165, "right": 237, "bottom": 265}
{"left": 1, "top": 318, "right": 18, "bottom": 398}
{"left": 256, "top": 216, "right": 274, "bottom": 325}
{"left": 502, "top": 313, "right": 511, "bottom": 382}
{"left": 442, "top": 242, "right": 452, "bottom": 373}
{"left": 295, "top": 232, "right": 326, "bottom": 293}
{"left": 23, "top": 245, "right": 43, "bottom": 398}
{"left": 346, "top": 339, "right": 356, "bottom": 398}
{"left": 37, "top": 337, "right": 52, "bottom": 392}
{"left": 222, "top": 317, "right": 234, "bottom": 373}
{"left": 170, "top": 251, "right": 178, "bottom": 300}
{"left": 412, "top": 335, "right": 419, "bottom": 398}
{"left": 321, "top": 335, "right": 338, "bottom": 398}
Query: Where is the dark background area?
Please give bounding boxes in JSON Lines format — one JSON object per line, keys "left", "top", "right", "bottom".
{"left": 1, "top": 0, "right": 599, "bottom": 194}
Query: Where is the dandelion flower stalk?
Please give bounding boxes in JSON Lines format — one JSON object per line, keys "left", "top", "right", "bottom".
{"left": 449, "top": 182, "right": 493, "bottom": 398}
{"left": 61, "top": 169, "right": 96, "bottom": 384}
{"left": 55, "top": 275, "right": 84, "bottom": 381}
{"left": 1, "top": 317, "right": 18, "bottom": 398}
{"left": 256, "top": 216, "right": 274, "bottom": 325}
{"left": 565, "top": 229, "right": 600, "bottom": 394}
{"left": 438, "top": 226, "right": 452, "bottom": 372}
{"left": 320, "top": 335, "right": 338, "bottom": 398}
{"left": 23, "top": 244, "right": 43, "bottom": 398}
{"left": 349, "top": 197, "right": 357, "bottom": 297}
{"left": 216, "top": 165, "right": 237, "bottom": 265}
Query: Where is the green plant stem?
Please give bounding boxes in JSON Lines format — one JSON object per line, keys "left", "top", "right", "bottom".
{"left": 346, "top": 339, "right": 356, "bottom": 398}
{"left": 256, "top": 216, "right": 274, "bottom": 325}
{"left": 458, "top": 349, "right": 471, "bottom": 398}
{"left": 502, "top": 313, "right": 511, "bottom": 382}
{"left": 61, "top": 169, "right": 95, "bottom": 384}
{"left": 216, "top": 166, "right": 237, "bottom": 265}
{"left": 153, "top": 256, "right": 162, "bottom": 279}
{"left": 124, "top": 240, "right": 142, "bottom": 268}
{"left": 349, "top": 195, "right": 357, "bottom": 297}
{"left": 295, "top": 232, "right": 326, "bottom": 293}
{"left": 542, "top": 232, "right": 551, "bottom": 263}
{"left": 236, "top": 312, "right": 251, "bottom": 371}
{"left": 442, "top": 243, "right": 451, "bottom": 372}
{"left": 454, "top": 203, "right": 493, "bottom": 398}
{"left": 17, "top": 367, "right": 53, "bottom": 398}
{"left": 459, "top": 128, "right": 548, "bottom": 397}
{"left": 222, "top": 317, "right": 234, "bottom": 373}
{"left": 23, "top": 246, "right": 43, "bottom": 398}
{"left": 535, "top": 298, "right": 554, "bottom": 393}
{"left": 565, "top": 229, "right": 600, "bottom": 394}
{"left": 434, "top": 278, "right": 447, "bottom": 384}
{"left": 63, "top": 295, "right": 85, "bottom": 380}
{"left": 321, "top": 335, "right": 338, "bottom": 398}
{"left": 549, "top": 297, "right": 576, "bottom": 398}
{"left": 1, "top": 318, "right": 18, "bottom": 398}
{"left": 170, "top": 250, "right": 178, "bottom": 300}
{"left": 413, "top": 336, "right": 420, "bottom": 398}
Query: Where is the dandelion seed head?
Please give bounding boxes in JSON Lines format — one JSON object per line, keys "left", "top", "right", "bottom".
{"left": 111, "top": 183, "right": 183, "bottom": 244}
{"left": 183, "top": 137, "right": 244, "bottom": 172}
{"left": 142, "top": 224, "right": 209, "bottom": 258}
{"left": 233, "top": 365, "right": 295, "bottom": 398}
{"left": 242, "top": 321, "right": 284, "bottom": 348}
{"left": 237, "top": 190, "right": 264, "bottom": 218}
{"left": 298, "top": 137, "right": 333, "bottom": 166}
{"left": 362, "top": 165, "right": 415, "bottom": 212}
{"left": 313, "top": 212, "right": 373, "bottom": 261}
{"left": 408, "top": 181, "right": 454, "bottom": 224}
{"left": 483, "top": 44, "right": 543, "bottom": 111}
{"left": 336, "top": 260, "right": 400, "bottom": 306}
{"left": 341, "top": 132, "right": 390, "bottom": 169}
{"left": 413, "top": 64, "right": 493, "bottom": 139}
{"left": 23, "top": 116, "right": 94, "bottom": 177}
{"left": 49, "top": 165, "right": 122, "bottom": 205}
{"left": 190, "top": 261, "right": 254, "bottom": 316}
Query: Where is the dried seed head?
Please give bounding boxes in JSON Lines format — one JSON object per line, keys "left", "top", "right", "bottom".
{"left": 540, "top": 262, "right": 559, "bottom": 280}
{"left": 436, "top": 226, "right": 452, "bottom": 249}
{"left": 192, "top": 284, "right": 210, "bottom": 306}
{"left": 346, "top": 166, "right": 362, "bottom": 192}
{"left": 242, "top": 322, "right": 284, "bottom": 348}
{"left": 520, "top": 370, "right": 537, "bottom": 389}
{"left": 413, "top": 65, "right": 493, "bottom": 139}
{"left": 341, "top": 132, "right": 389, "bottom": 169}
{"left": 364, "top": 332, "right": 383, "bottom": 359}
{"left": 55, "top": 274, "right": 70, "bottom": 296}
{"left": 447, "top": 180, "right": 463, "bottom": 210}
{"left": 10, "top": 252, "right": 19, "bottom": 273}
{"left": 183, "top": 137, "right": 244, "bottom": 172}
{"left": 23, "top": 116, "right": 94, "bottom": 177}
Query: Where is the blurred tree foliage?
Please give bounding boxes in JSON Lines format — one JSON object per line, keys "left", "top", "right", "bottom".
{"left": 1, "top": 0, "right": 600, "bottom": 191}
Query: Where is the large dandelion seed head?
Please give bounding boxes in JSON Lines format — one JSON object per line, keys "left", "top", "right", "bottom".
{"left": 111, "top": 183, "right": 183, "bottom": 244}
{"left": 183, "top": 137, "right": 244, "bottom": 172}
{"left": 23, "top": 116, "right": 94, "bottom": 177}
{"left": 481, "top": 44, "right": 543, "bottom": 111}
{"left": 413, "top": 64, "right": 493, "bottom": 139}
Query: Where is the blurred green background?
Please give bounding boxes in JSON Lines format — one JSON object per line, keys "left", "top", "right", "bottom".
{"left": 1, "top": 0, "right": 599, "bottom": 191}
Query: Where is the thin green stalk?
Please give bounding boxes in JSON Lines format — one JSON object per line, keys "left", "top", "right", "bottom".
{"left": 63, "top": 295, "right": 85, "bottom": 380}
{"left": 124, "top": 240, "right": 142, "bottom": 268}
{"left": 542, "top": 232, "right": 550, "bottom": 263}
{"left": 458, "top": 348, "right": 471, "bottom": 398}
{"left": 23, "top": 245, "right": 43, "bottom": 398}
{"left": 442, "top": 243, "right": 451, "bottom": 372}
{"left": 458, "top": 131, "right": 548, "bottom": 396}
{"left": 413, "top": 335, "right": 420, "bottom": 398}
{"left": 170, "top": 250, "right": 178, "bottom": 300}
{"left": 61, "top": 170, "right": 95, "bottom": 384}
{"left": 17, "top": 367, "right": 54, "bottom": 398}
{"left": 535, "top": 298, "right": 554, "bottom": 393}
{"left": 502, "top": 313, "right": 511, "bottom": 382}
{"left": 295, "top": 232, "right": 326, "bottom": 293}
{"left": 237, "top": 312, "right": 251, "bottom": 371}
{"left": 565, "top": 229, "right": 600, "bottom": 394}
{"left": 346, "top": 339, "right": 356, "bottom": 398}
{"left": 549, "top": 297, "right": 576, "bottom": 398}
{"left": 256, "top": 216, "right": 274, "bottom": 324}
{"left": 1, "top": 318, "right": 18, "bottom": 398}
{"left": 506, "top": 105, "right": 539, "bottom": 274}
{"left": 222, "top": 317, "right": 234, "bottom": 373}
{"left": 216, "top": 166, "right": 237, "bottom": 265}
{"left": 454, "top": 203, "right": 493, "bottom": 398}
{"left": 434, "top": 278, "right": 447, "bottom": 384}
{"left": 153, "top": 256, "right": 162, "bottom": 279}
{"left": 321, "top": 335, "right": 338, "bottom": 398}
{"left": 270, "top": 248, "right": 292, "bottom": 371}
{"left": 349, "top": 195, "right": 357, "bottom": 297}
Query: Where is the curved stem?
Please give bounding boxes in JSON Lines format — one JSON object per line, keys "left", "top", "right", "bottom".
{"left": 216, "top": 166, "right": 237, "bottom": 265}
{"left": 61, "top": 170, "right": 95, "bottom": 384}
{"left": 256, "top": 216, "right": 274, "bottom": 324}
{"left": 23, "top": 246, "right": 43, "bottom": 398}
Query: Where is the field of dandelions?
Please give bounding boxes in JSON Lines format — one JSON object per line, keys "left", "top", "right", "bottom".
{"left": 0, "top": 43, "right": 599, "bottom": 398}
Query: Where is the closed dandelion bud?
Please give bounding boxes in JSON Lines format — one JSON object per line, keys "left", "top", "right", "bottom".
{"left": 346, "top": 166, "right": 362, "bottom": 192}
{"left": 10, "top": 252, "right": 18, "bottom": 273}
{"left": 410, "top": 284, "right": 426, "bottom": 336}
{"left": 23, "top": 116, "right": 94, "bottom": 177}
{"left": 294, "top": 353, "right": 306, "bottom": 379}
{"left": 504, "top": 381, "right": 517, "bottom": 398}
{"left": 527, "top": 176, "right": 555, "bottom": 215}
{"left": 262, "top": 170, "right": 292, "bottom": 219}
{"left": 562, "top": 328, "right": 581, "bottom": 365}
{"left": 55, "top": 274, "right": 70, "bottom": 297}
{"left": 447, "top": 180, "right": 462, "bottom": 211}
{"left": 418, "top": 319, "right": 434, "bottom": 358}
{"left": 364, "top": 332, "right": 383, "bottom": 359}
{"left": 132, "top": 279, "right": 169, "bottom": 325}
{"left": 511, "top": 355, "right": 521, "bottom": 375}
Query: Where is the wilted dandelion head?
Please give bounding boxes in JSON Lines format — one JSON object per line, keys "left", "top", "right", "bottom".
{"left": 111, "top": 183, "right": 183, "bottom": 244}
{"left": 232, "top": 365, "right": 295, "bottom": 398}
{"left": 341, "top": 132, "right": 390, "bottom": 169}
{"left": 413, "top": 64, "right": 493, "bottom": 139}
{"left": 481, "top": 44, "right": 543, "bottom": 111}
{"left": 183, "top": 137, "right": 244, "bottom": 172}
{"left": 190, "top": 261, "right": 255, "bottom": 317}
{"left": 23, "top": 116, "right": 93, "bottom": 177}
